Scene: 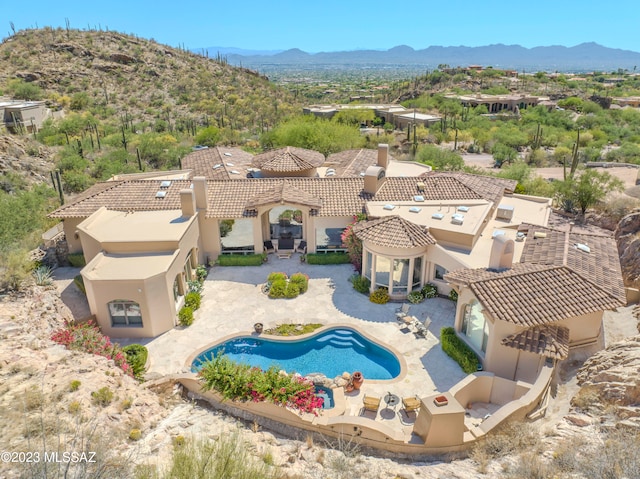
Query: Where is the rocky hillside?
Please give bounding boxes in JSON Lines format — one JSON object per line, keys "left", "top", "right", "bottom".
{"left": 0, "top": 28, "right": 300, "bottom": 130}
{"left": 615, "top": 211, "right": 640, "bottom": 290}
{"left": 0, "top": 135, "right": 56, "bottom": 190}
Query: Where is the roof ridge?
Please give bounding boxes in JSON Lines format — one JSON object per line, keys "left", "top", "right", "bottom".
{"left": 50, "top": 180, "right": 125, "bottom": 215}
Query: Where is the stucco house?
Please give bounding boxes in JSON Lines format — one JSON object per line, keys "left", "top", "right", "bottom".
{"left": 50, "top": 144, "right": 623, "bottom": 353}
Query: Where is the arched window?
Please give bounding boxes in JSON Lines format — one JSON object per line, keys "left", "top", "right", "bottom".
{"left": 108, "top": 300, "right": 143, "bottom": 327}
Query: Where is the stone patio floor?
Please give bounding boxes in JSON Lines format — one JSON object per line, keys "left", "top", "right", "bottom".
{"left": 124, "top": 254, "right": 467, "bottom": 432}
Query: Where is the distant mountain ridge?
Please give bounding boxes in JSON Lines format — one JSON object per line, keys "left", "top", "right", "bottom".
{"left": 208, "top": 43, "right": 640, "bottom": 71}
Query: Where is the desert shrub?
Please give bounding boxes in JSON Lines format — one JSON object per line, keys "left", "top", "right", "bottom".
{"left": 68, "top": 400, "right": 81, "bottom": 414}
{"left": 217, "top": 254, "right": 264, "bottom": 266}
{"left": 24, "top": 386, "right": 45, "bottom": 411}
{"left": 67, "top": 253, "right": 86, "bottom": 267}
{"left": 421, "top": 283, "right": 438, "bottom": 298}
{"left": 187, "top": 279, "right": 203, "bottom": 295}
{"left": 267, "top": 272, "right": 288, "bottom": 283}
{"left": 369, "top": 287, "right": 389, "bottom": 304}
{"left": 449, "top": 289, "right": 459, "bottom": 302}
{"left": 284, "top": 282, "right": 300, "bottom": 298}
{"left": 440, "top": 327, "right": 480, "bottom": 373}
{"left": 407, "top": 290, "right": 425, "bottom": 304}
{"left": 350, "top": 274, "right": 370, "bottom": 294}
{"left": 184, "top": 291, "right": 201, "bottom": 310}
{"left": 305, "top": 252, "right": 350, "bottom": 265}
{"left": 268, "top": 279, "right": 287, "bottom": 298}
{"left": 472, "top": 422, "right": 540, "bottom": 460}
{"left": 289, "top": 273, "right": 308, "bottom": 293}
{"left": 178, "top": 306, "right": 194, "bottom": 326}
{"left": 129, "top": 429, "right": 142, "bottom": 441}
{"left": 33, "top": 265, "right": 53, "bottom": 285}
{"left": 122, "top": 344, "right": 148, "bottom": 380}
{"left": 69, "top": 379, "right": 81, "bottom": 392}
{"left": 73, "top": 274, "right": 86, "bottom": 294}
{"left": 91, "top": 386, "right": 114, "bottom": 406}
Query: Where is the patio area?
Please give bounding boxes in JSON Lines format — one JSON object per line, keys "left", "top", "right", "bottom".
{"left": 139, "top": 255, "right": 465, "bottom": 429}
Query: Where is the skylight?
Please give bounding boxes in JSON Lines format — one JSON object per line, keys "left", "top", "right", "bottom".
{"left": 383, "top": 204, "right": 396, "bottom": 210}
{"left": 432, "top": 213, "right": 444, "bottom": 220}
{"left": 213, "top": 164, "right": 222, "bottom": 169}
{"left": 160, "top": 180, "right": 171, "bottom": 188}
{"left": 155, "top": 191, "right": 167, "bottom": 199}
{"left": 574, "top": 243, "right": 591, "bottom": 253}
{"left": 451, "top": 214, "right": 464, "bottom": 225}
{"left": 457, "top": 206, "right": 469, "bottom": 212}
{"left": 226, "top": 162, "right": 234, "bottom": 166}
{"left": 413, "top": 195, "right": 425, "bottom": 202}
{"left": 224, "top": 152, "right": 232, "bottom": 156}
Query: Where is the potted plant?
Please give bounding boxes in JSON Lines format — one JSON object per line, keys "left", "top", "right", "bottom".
{"left": 254, "top": 322, "right": 264, "bottom": 334}
{"left": 433, "top": 395, "right": 448, "bottom": 407}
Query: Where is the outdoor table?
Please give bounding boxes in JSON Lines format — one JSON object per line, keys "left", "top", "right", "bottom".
{"left": 384, "top": 392, "right": 399, "bottom": 409}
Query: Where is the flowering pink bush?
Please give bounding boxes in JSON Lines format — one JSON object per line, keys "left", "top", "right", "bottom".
{"left": 51, "top": 321, "right": 133, "bottom": 377}
{"left": 198, "top": 355, "right": 324, "bottom": 415}
{"left": 341, "top": 214, "right": 366, "bottom": 273}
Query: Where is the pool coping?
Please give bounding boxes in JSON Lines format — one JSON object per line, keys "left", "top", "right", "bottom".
{"left": 184, "top": 322, "right": 408, "bottom": 385}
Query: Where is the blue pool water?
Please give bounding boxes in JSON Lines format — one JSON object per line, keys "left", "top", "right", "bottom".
{"left": 191, "top": 327, "right": 401, "bottom": 380}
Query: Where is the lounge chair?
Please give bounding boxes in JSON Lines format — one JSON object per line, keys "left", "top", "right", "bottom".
{"left": 296, "top": 240, "right": 307, "bottom": 254}
{"left": 402, "top": 396, "right": 421, "bottom": 413}
{"left": 414, "top": 317, "right": 432, "bottom": 337}
{"left": 362, "top": 394, "right": 381, "bottom": 414}
{"left": 263, "top": 240, "right": 275, "bottom": 254}
{"left": 395, "top": 303, "right": 410, "bottom": 321}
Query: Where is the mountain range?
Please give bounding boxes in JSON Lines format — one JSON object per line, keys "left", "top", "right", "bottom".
{"left": 202, "top": 43, "right": 640, "bottom": 72}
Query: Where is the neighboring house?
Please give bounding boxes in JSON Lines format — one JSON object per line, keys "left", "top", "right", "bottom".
{"left": 443, "top": 93, "right": 549, "bottom": 113}
{"left": 50, "top": 144, "right": 624, "bottom": 343}
{"left": 0, "top": 99, "right": 49, "bottom": 132}
{"left": 303, "top": 103, "right": 442, "bottom": 129}
{"left": 445, "top": 224, "right": 626, "bottom": 383}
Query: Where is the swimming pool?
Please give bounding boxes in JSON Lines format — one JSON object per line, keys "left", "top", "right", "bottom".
{"left": 191, "top": 327, "right": 401, "bottom": 380}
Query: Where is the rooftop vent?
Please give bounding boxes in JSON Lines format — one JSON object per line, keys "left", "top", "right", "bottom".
{"left": 224, "top": 152, "right": 232, "bottom": 156}
{"left": 432, "top": 212, "right": 444, "bottom": 220}
{"left": 383, "top": 204, "right": 396, "bottom": 211}
{"left": 160, "top": 180, "right": 171, "bottom": 188}
{"left": 533, "top": 231, "right": 547, "bottom": 239}
{"left": 213, "top": 164, "right": 222, "bottom": 169}
{"left": 416, "top": 182, "right": 425, "bottom": 192}
{"left": 492, "top": 230, "right": 506, "bottom": 238}
{"left": 414, "top": 195, "right": 425, "bottom": 202}
{"left": 155, "top": 191, "right": 167, "bottom": 199}
{"left": 496, "top": 204, "right": 515, "bottom": 221}
{"left": 230, "top": 170, "right": 240, "bottom": 175}
{"left": 409, "top": 206, "right": 422, "bottom": 213}
{"left": 574, "top": 243, "right": 591, "bottom": 253}
{"left": 226, "top": 162, "right": 234, "bottom": 166}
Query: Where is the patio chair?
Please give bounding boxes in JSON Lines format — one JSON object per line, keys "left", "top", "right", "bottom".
{"left": 395, "top": 303, "right": 410, "bottom": 321}
{"left": 296, "top": 240, "right": 307, "bottom": 254}
{"left": 414, "top": 317, "right": 432, "bottom": 337}
{"left": 362, "top": 394, "right": 381, "bottom": 414}
{"left": 402, "top": 396, "right": 421, "bottom": 413}
{"left": 263, "top": 240, "right": 276, "bottom": 254}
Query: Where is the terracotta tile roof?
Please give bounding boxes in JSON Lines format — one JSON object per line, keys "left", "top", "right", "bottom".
{"left": 181, "top": 147, "right": 254, "bottom": 180}
{"left": 49, "top": 172, "right": 512, "bottom": 220}
{"left": 325, "top": 149, "right": 381, "bottom": 177}
{"left": 49, "top": 179, "right": 191, "bottom": 218}
{"left": 352, "top": 215, "right": 436, "bottom": 248}
{"left": 252, "top": 147, "right": 324, "bottom": 172}
{"left": 421, "top": 171, "right": 516, "bottom": 205}
{"left": 445, "top": 264, "right": 624, "bottom": 326}
{"left": 244, "top": 180, "right": 323, "bottom": 210}
{"left": 520, "top": 224, "right": 626, "bottom": 303}
{"left": 501, "top": 324, "right": 570, "bottom": 359}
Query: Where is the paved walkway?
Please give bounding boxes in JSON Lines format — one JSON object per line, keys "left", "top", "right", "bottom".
{"left": 139, "top": 255, "right": 465, "bottom": 425}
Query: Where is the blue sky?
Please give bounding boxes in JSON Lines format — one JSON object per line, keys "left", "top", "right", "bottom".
{"left": 4, "top": 0, "right": 639, "bottom": 53}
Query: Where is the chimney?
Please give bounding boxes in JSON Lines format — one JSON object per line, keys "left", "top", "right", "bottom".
{"left": 180, "top": 189, "right": 196, "bottom": 217}
{"left": 488, "top": 234, "right": 514, "bottom": 270}
{"left": 377, "top": 143, "right": 389, "bottom": 169}
{"left": 363, "top": 165, "right": 386, "bottom": 195}
{"left": 192, "top": 176, "right": 207, "bottom": 210}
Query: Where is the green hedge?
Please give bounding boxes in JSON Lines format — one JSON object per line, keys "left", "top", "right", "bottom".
{"left": 350, "top": 275, "right": 370, "bottom": 294}
{"left": 369, "top": 287, "right": 390, "bottom": 304}
{"left": 67, "top": 253, "right": 86, "bottom": 267}
{"left": 305, "top": 252, "right": 350, "bottom": 265}
{"left": 217, "top": 254, "right": 264, "bottom": 266}
{"left": 185, "top": 291, "right": 201, "bottom": 310}
{"left": 122, "top": 344, "right": 148, "bottom": 380}
{"left": 440, "top": 327, "right": 480, "bottom": 374}
{"left": 289, "top": 273, "right": 308, "bottom": 293}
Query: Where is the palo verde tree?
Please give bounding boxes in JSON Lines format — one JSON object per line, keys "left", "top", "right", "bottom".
{"left": 554, "top": 169, "right": 624, "bottom": 215}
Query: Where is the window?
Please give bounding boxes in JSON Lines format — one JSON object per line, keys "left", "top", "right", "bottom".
{"left": 392, "top": 258, "right": 409, "bottom": 295}
{"left": 412, "top": 257, "right": 422, "bottom": 290}
{"left": 109, "top": 300, "right": 142, "bottom": 327}
{"left": 364, "top": 251, "right": 373, "bottom": 280}
{"left": 461, "top": 300, "right": 488, "bottom": 353}
{"left": 434, "top": 264, "right": 448, "bottom": 281}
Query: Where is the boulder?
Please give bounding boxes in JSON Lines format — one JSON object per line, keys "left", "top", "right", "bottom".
{"left": 615, "top": 211, "right": 640, "bottom": 289}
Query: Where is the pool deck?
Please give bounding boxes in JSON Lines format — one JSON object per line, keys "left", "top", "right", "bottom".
{"left": 137, "top": 256, "right": 466, "bottom": 433}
